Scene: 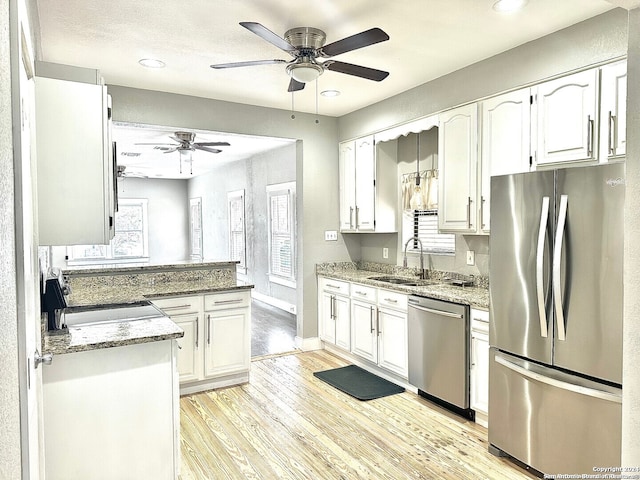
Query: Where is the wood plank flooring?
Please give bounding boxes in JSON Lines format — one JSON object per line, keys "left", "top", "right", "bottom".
{"left": 179, "top": 350, "right": 538, "bottom": 480}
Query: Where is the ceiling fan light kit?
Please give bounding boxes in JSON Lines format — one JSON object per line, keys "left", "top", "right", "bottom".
{"left": 286, "top": 62, "right": 323, "bottom": 83}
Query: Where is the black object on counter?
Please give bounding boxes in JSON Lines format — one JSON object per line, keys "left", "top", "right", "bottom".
{"left": 42, "top": 278, "right": 67, "bottom": 331}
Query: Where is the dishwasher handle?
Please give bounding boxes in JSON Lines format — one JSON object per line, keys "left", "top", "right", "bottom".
{"left": 408, "top": 302, "right": 463, "bottom": 319}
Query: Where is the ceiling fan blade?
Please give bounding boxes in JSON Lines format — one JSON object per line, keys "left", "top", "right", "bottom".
{"left": 239, "top": 22, "right": 297, "bottom": 53}
{"left": 324, "top": 61, "right": 389, "bottom": 81}
{"left": 162, "top": 148, "right": 179, "bottom": 154}
{"left": 322, "top": 28, "right": 389, "bottom": 57}
{"left": 288, "top": 78, "right": 305, "bottom": 92}
{"left": 211, "top": 59, "right": 288, "bottom": 69}
{"left": 135, "top": 142, "right": 178, "bottom": 146}
{"left": 193, "top": 142, "right": 230, "bottom": 147}
{"left": 195, "top": 146, "right": 222, "bottom": 154}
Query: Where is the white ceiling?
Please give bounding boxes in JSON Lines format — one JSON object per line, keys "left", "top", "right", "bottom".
{"left": 35, "top": 0, "right": 617, "bottom": 178}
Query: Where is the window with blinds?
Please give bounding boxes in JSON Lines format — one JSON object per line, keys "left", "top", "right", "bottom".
{"left": 402, "top": 209, "right": 455, "bottom": 254}
{"left": 267, "top": 182, "right": 296, "bottom": 286}
{"left": 227, "top": 190, "right": 246, "bottom": 271}
{"left": 189, "top": 197, "right": 203, "bottom": 260}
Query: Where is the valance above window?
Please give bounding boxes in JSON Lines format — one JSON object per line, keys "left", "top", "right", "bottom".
{"left": 373, "top": 115, "right": 438, "bottom": 143}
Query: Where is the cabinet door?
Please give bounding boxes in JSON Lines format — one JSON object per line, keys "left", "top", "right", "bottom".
{"left": 377, "top": 307, "right": 408, "bottom": 378}
{"left": 535, "top": 69, "right": 598, "bottom": 166}
{"left": 470, "top": 310, "right": 490, "bottom": 420}
{"left": 319, "top": 291, "right": 336, "bottom": 345}
{"left": 334, "top": 295, "right": 351, "bottom": 351}
{"left": 355, "top": 135, "right": 376, "bottom": 231}
{"left": 480, "top": 89, "right": 531, "bottom": 234}
{"left": 339, "top": 141, "right": 356, "bottom": 231}
{"left": 438, "top": 103, "right": 478, "bottom": 232}
{"left": 350, "top": 300, "right": 377, "bottom": 363}
{"left": 600, "top": 61, "right": 627, "bottom": 161}
{"left": 204, "top": 309, "right": 250, "bottom": 378}
{"left": 35, "top": 76, "right": 114, "bottom": 245}
{"left": 172, "top": 313, "right": 200, "bottom": 383}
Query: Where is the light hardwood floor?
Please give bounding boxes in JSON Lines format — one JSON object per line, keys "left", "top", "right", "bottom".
{"left": 179, "top": 350, "right": 537, "bottom": 480}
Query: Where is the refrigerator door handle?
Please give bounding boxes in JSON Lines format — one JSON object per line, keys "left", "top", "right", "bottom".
{"left": 554, "top": 194, "right": 568, "bottom": 341}
{"left": 536, "top": 196, "right": 550, "bottom": 338}
{"left": 495, "top": 353, "right": 622, "bottom": 404}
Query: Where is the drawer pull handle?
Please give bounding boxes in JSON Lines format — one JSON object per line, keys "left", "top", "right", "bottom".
{"left": 160, "top": 304, "right": 191, "bottom": 311}
{"left": 326, "top": 283, "right": 341, "bottom": 289}
{"left": 355, "top": 291, "right": 367, "bottom": 296}
{"left": 213, "top": 299, "right": 243, "bottom": 305}
{"left": 384, "top": 298, "right": 398, "bottom": 303}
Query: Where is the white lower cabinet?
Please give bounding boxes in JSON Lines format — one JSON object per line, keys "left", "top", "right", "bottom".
{"left": 470, "top": 308, "right": 490, "bottom": 427}
{"left": 351, "top": 298, "right": 378, "bottom": 362}
{"left": 318, "top": 277, "right": 351, "bottom": 350}
{"left": 43, "top": 340, "right": 179, "bottom": 480}
{"left": 377, "top": 306, "right": 409, "bottom": 378}
{"left": 152, "top": 289, "right": 251, "bottom": 394}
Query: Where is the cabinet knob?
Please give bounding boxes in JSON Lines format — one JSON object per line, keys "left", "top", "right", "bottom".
{"left": 34, "top": 350, "right": 53, "bottom": 369}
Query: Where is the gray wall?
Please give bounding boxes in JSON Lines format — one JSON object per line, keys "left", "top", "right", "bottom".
{"left": 623, "top": 7, "right": 640, "bottom": 468}
{"left": 108, "top": 84, "right": 343, "bottom": 339}
{"left": 117, "top": 177, "right": 189, "bottom": 264}
{"left": 1, "top": 0, "right": 22, "bottom": 476}
{"left": 50, "top": 177, "right": 190, "bottom": 267}
{"left": 188, "top": 143, "right": 297, "bottom": 306}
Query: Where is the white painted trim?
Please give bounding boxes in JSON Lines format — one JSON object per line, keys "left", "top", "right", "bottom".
{"left": 251, "top": 291, "right": 297, "bottom": 315}
{"left": 295, "top": 336, "right": 322, "bottom": 352}
{"left": 179, "top": 372, "right": 249, "bottom": 396}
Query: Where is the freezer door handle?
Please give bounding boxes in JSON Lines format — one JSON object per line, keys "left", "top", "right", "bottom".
{"left": 536, "top": 196, "right": 550, "bottom": 338}
{"left": 554, "top": 194, "right": 568, "bottom": 341}
{"left": 495, "top": 353, "right": 621, "bottom": 404}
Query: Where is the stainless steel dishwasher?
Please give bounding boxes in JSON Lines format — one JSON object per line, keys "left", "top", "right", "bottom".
{"left": 408, "top": 295, "right": 471, "bottom": 417}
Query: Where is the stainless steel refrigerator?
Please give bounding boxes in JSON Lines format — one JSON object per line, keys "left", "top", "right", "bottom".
{"left": 489, "top": 163, "right": 623, "bottom": 475}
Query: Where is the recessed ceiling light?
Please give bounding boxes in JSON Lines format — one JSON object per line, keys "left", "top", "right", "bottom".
{"left": 138, "top": 58, "right": 165, "bottom": 68}
{"left": 492, "top": 0, "right": 528, "bottom": 13}
{"left": 321, "top": 89, "right": 341, "bottom": 98}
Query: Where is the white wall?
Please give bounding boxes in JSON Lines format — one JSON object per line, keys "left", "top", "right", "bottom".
{"left": 188, "top": 143, "right": 297, "bottom": 307}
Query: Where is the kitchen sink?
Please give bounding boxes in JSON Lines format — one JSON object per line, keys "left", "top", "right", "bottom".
{"left": 369, "top": 276, "right": 421, "bottom": 286}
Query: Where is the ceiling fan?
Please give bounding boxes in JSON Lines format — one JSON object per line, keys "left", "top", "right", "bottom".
{"left": 211, "top": 22, "right": 390, "bottom": 92}
{"left": 136, "top": 131, "right": 231, "bottom": 154}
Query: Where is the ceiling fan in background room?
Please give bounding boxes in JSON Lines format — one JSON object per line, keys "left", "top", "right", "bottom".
{"left": 211, "top": 22, "right": 390, "bottom": 93}
{"left": 135, "top": 131, "right": 231, "bottom": 175}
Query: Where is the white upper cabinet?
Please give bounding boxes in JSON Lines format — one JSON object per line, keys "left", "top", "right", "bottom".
{"left": 533, "top": 69, "right": 599, "bottom": 166}
{"left": 339, "top": 135, "right": 397, "bottom": 233}
{"left": 35, "top": 62, "right": 115, "bottom": 246}
{"left": 479, "top": 88, "right": 532, "bottom": 233}
{"left": 438, "top": 103, "right": 478, "bottom": 233}
{"left": 600, "top": 61, "right": 627, "bottom": 161}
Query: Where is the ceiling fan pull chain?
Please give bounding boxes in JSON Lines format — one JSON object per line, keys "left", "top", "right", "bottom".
{"left": 291, "top": 91, "right": 296, "bottom": 120}
{"left": 315, "top": 79, "right": 320, "bottom": 124}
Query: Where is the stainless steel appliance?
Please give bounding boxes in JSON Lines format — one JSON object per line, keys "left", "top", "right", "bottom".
{"left": 408, "top": 295, "right": 470, "bottom": 415}
{"left": 489, "top": 163, "right": 624, "bottom": 474}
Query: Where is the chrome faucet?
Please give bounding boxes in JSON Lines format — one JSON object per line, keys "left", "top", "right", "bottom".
{"left": 403, "top": 236, "right": 425, "bottom": 279}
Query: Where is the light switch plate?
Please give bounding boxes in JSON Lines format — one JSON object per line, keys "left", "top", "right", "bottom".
{"left": 324, "top": 230, "right": 338, "bottom": 241}
{"left": 382, "top": 248, "right": 389, "bottom": 259}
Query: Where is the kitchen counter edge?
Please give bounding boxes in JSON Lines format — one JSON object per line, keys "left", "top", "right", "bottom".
{"left": 317, "top": 270, "right": 489, "bottom": 310}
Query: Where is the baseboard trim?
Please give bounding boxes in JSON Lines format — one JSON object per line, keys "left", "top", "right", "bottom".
{"left": 251, "top": 291, "right": 297, "bottom": 315}
{"left": 295, "top": 336, "right": 322, "bottom": 352}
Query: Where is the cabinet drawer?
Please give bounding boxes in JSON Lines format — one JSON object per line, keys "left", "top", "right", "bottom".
{"left": 152, "top": 295, "right": 201, "bottom": 316}
{"left": 204, "top": 290, "right": 250, "bottom": 311}
{"left": 377, "top": 289, "right": 408, "bottom": 312}
{"left": 350, "top": 284, "right": 377, "bottom": 302}
{"left": 319, "top": 277, "right": 350, "bottom": 296}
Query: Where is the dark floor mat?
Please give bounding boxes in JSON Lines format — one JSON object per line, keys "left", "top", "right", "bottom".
{"left": 313, "top": 365, "right": 405, "bottom": 401}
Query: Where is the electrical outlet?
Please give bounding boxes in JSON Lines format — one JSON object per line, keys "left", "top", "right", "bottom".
{"left": 324, "top": 230, "right": 338, "bottom": 241}
{"left": 466, "top": 250, "right": 475, "bottom": 266}
{"left": 382, "top": 247, "right": 389, "bottom": 259}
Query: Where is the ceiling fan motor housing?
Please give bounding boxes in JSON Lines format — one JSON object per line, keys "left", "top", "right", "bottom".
{"left": 284, "top": 27, "right": 326, "bottom": 50}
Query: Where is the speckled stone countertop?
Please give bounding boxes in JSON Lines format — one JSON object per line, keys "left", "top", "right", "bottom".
{"left": 44, "top": 316, "right": 184, "bottom": 356}
{"left": 62, "top": 259, "right": 239, "bottom": 275}
{"left": 317, "top": 262, "right": 489, "bottom": 310}
{"left": 63, "top": 261, "right": 252, "bottom": 306}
